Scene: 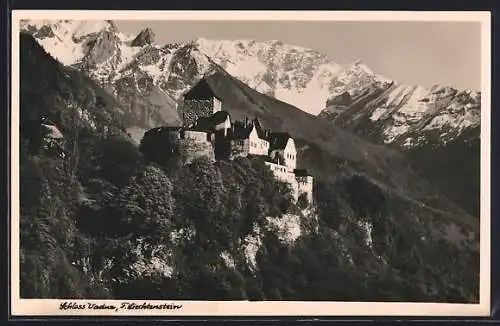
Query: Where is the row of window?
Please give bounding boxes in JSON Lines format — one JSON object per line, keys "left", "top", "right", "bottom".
{"left": 271, "top": 165, "right": 287, "bottom": 173}
{"left": 286, "top": 153, "right": 296, "bottom": 160}
{"left": 250, "top": 141, "right": 268, "bottom": 149}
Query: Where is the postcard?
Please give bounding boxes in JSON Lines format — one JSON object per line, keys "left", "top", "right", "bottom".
{"left": 10, "top": 10, "right": 491, "bottom": 317}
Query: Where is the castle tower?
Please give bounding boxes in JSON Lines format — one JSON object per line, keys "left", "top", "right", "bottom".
{"left": 179, "top": 78, "right": 223, "bottom": 126}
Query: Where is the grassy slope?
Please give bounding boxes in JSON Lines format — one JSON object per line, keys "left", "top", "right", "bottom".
{"left": 407, "top": 127, "right": 480, "bottom": 217}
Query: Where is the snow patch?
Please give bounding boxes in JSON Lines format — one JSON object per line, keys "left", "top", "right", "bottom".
{"left": 140, "top": 63, "right": 164, "bottom": 84}
{"left": 383, "top": 123, "right": 410, "bottom": 143}
{"left": 370, "top": 107, "right": 387, "bottom": 121}
{"left": 424, "top": 110, "right": 479, "bottom": 131}
{"left": 71, "top": 20, "right": 114, "bottom": 39}
{"left": 224, "top": 56, "right": 267, "bottom": 82}
{"left": 37, "top": 36, "right": 85, "bottom": 66}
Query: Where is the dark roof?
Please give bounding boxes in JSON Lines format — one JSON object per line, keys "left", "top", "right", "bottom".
{"left": 211, "top": 111, "right": 231, "bottom": 125}
{"left": 183, "top": 78, "right": 222, "bottom": 101}
{"left": 231, "top": 118, "right": 267, "bottom": 140}
{"left": 192, "top": 111, "right": 231, "bottom": 133}
{"left": 294, "top": 169, "right": 310, "bottom": 177}
{"left": 190, "top": 118, "right": 213, "bottom": 132}
{"left": 268, "top": 132, "right": 292, "bottom": 151}
{"left": 183, "top": 125, "right": 212, "bottom": 134}
{"left": 266, "top": 153, "right": 284, "bottom": 165}
{"left": 232, "top": 120, "right": 252, "bottom": 139}
{"left": 252, "top": 117, "right": 267, "bottom": 139}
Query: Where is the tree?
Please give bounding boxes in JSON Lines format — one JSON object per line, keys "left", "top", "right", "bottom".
{"left": 297, "top": 193, "right": 309, "bottom": 210}
{"left": 117, "top": 165, "right": 175, "bottom": 241}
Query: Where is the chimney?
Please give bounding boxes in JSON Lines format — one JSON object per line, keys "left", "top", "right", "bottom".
{"left": 244, "top": 116, "right": 248, "bottom": 127}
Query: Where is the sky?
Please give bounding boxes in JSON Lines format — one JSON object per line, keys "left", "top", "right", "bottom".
{"left": 115, "top": 20, "right": 482, "bottom": 90}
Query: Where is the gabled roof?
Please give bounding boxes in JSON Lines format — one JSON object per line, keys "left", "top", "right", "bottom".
{"left": 252, "top": 117, "right": 267, "bottom": 139}
{"left": 232, "top": 120, "right": 252, "bottom": 139}
{"left": 182, "top": 78, "right": 222, "bottom": 101}
{"left": 232, "top": 118, "right": 268, "bottom": 140}
{"left": 268, "top": 132, "right": 292, "bottom": 151}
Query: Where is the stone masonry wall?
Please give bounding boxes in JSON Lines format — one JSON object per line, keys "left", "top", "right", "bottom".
{"left": 178, "top": 99, "right": 214, "bottom": 126}
{"left": 179, "top": 133, "right": 215, "bottom": 164}
{"left": 297, "top": 175, "right": 314, "bottom": 204}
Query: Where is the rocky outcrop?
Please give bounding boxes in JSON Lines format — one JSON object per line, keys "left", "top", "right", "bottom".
{"left": 131, "top": 28, "right": 155, "bottom": 47}
{"left": 81, "top": 30, "right": 121, "bottom": 68}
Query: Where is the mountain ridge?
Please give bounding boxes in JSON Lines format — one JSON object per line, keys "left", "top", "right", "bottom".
{"left": 20, "top": 19, "right": 480, "bottom": 151}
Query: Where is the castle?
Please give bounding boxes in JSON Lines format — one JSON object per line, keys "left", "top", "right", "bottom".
{"left": 145, "top": 78, "right": 314, "bottom": 204}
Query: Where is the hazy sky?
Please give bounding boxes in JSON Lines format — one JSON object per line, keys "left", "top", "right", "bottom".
{"left": 115, "top": 20, "right": 481, "bottom": 90}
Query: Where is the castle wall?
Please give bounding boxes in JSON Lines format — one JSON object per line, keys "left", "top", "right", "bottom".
{"left": 283, "top": 139, "right": 297, "bottom": 171}
{"left": 264, "top": 162, "right": 314, "bottom": 204}
{"left": 296, "top": 175, "right": 314, "bottom": 204}
{"left": 183, "top": 130, "right": 211, "bottom": 143}
{"left": 180, "top": 130, "right": 215, "bottom": 164}
{"left": 165, "top": 131, "right": 182, "bottom": 147}
{"left": 213, "top": 97, "right": 222, "bottom": 112}
{"left": 231, "top": 139, "right": 250, "bottom": 158}
{"left": 264, "top": 161, "right": 299, "bottom": 201}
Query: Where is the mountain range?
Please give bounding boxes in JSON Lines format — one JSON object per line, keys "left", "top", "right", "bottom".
{"left": 20, "top": 19, "right": 481, "bottom": 151}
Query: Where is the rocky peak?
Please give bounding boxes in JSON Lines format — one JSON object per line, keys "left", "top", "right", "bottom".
{"left": 326, "top": 91, "right": 353, "bottom": 107}
{"left": 131, "top": 28, "right": 155, "bottom": 47}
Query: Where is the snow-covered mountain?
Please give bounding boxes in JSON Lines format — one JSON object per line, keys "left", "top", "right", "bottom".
{"left": 320, "top": 82, "right": 481, "bottom": 149}
{"left": 20, "top": 20, "right": 480, "bottom": 149}
{"left": 196, "top": 38, "right": 480, "bottom": 149}
{"left": 21, "top": 19, "right": 221, "bottom": 140}
{"left": 194, "top": 38, "right": 345, "bottom": 114}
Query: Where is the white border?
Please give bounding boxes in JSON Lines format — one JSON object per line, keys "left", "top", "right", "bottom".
{"left": 10, "top": 10, "right": 491, "bottom": 317}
